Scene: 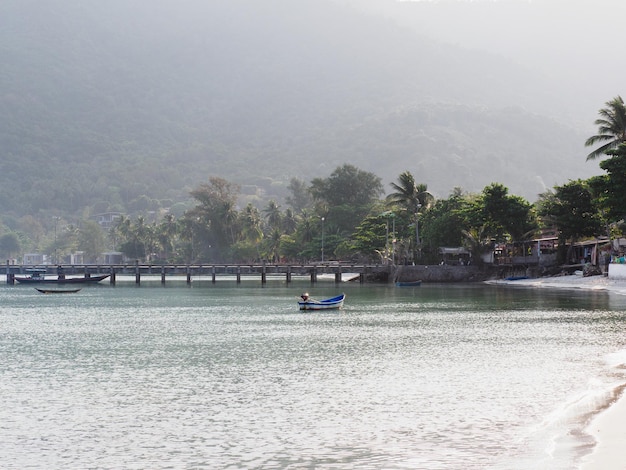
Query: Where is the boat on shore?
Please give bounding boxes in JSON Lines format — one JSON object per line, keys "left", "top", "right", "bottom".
{"left": 298, "top": 293, "right": 345, "bottom": 311}
{"left": 504, "top": 276, "right": 529, "bottom": 281}
{"left": 35, "top": 287, "right": 82, "bottom": 294}
{"left": 15, "top": 268, "right": 110, "bottom": 285}
{"left": 395, "top": 280, "right": 422, "bottom": 287}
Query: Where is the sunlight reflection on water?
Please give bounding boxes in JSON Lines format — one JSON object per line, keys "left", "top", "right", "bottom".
{"left": 0, "top": 283, "right": 625, "bottom": 468}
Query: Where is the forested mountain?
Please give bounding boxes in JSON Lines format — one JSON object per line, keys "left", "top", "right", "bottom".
{"left": 0, "top": 0, "right": 597, "bottom": 223}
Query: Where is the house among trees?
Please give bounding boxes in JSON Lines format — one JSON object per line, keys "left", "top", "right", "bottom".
{"left": 493, "top": 238, "right": 558, "bottom": 267}
{"left": 23, "top": 253, "right": 45, "bottom": 265}
{"left": 92, "top": 212, "right": 123, "bottom": 230}
{"left": 101, "top": 252, "right": 124, "bottom": 264}
{"left": 569, "top": 238, "right": 611, "bottom": 266}
{"left": 69, "top": 252, "right": 85, "bottom": 265}
{"left": 439, "top": 247, "right": 471, "bottom": 265}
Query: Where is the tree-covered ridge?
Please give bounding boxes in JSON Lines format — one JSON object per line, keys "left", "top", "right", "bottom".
{"left": 0, "top": 0, "right": 595, "bottom": 226}
{"left": 10, "top": 94, "right": 626, "bottom": 266}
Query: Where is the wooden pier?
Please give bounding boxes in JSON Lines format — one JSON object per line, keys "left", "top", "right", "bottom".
{"left": 4, "top": 261, "right": 391, "bottom": 285}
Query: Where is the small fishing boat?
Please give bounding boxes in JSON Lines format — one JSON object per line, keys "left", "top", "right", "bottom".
{"left": 395, "top": 280, "right": 422, "bottom": 287}
{"left": 35, "top": 288, "right": 82, "bottom": 294}
{"left": 15, "top": 268, "right": 110, "bottom": 284}
{"left": 504, "top": 276, "right": 529, "bottom": 281}
{"left": 298, "top": 293, "right": 345, "bottom": 311}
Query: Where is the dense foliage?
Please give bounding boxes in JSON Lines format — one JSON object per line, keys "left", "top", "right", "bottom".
{"left": 0, "top": 0, "right": 624, "bottom": 274}
{"left": 4, "top": 102, "right": 626, "bottom": 266}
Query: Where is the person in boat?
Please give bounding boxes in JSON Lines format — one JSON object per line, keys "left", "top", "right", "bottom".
{"left": 57, "top": 265, "right": 65, "bottom": 280}
{"left": 300, "top": 292, "right": 310, "bottom": 301}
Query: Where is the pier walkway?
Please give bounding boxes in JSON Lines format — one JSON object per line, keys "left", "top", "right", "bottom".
{"left": 4, "top": 262, "right": 392, "bottom": 285}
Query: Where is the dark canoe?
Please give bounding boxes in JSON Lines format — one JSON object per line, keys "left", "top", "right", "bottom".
{"left": 298, "top": 293, "right": 345, "bottom": 311}
{"left": 395, "top": 280, "right": 422, "bottom": 287}
{"left": 35, "top": 288, "right": 82, "bottom": 294}
{"left": 15, "top": 274, "right": 110, "bottom": 284}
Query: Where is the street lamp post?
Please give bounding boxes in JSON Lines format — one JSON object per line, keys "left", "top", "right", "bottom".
{"left": 392, "top": 214, "right": 396, "bottom": 266}
{"left": 321, "top": 217, "right": 325, "bottom": 263}
{"left": 381, "top": 211, "right": 396, "bottom": 265}
{"left": 191, "top": 217, "right": 200, "bottom": 263}
{"left": 53, "top": 216, "right": 60, "bottom": 264}
{"left": 415, "top": 203, "right": 422, "bottom": 259}
{"left": 385, "top": 217, "right": 389, "bottom": 262}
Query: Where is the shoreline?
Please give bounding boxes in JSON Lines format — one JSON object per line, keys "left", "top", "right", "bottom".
{"left": 489, "top": 274, "right": 626, "bottom": 469}
{"left": 485, "top": 273, "right": 626, "bottom": 295}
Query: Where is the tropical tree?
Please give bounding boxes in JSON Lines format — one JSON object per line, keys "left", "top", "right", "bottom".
{"left": 0, "top": 232, "right": 21, "bottom": 260}
{"left": 155, "top": 213, "right": 179, "bottom": 262}
{"left": 263, "top": 200, "right": 283, "bottom": 231}
{"left": 309, "top": 164, "right": 384, "bottom": 235}
{"left": 297, "top": 210, "right": 316, "bottom": 245}
{"left": 386, "top": 171, "right": 435, "bottom": 257}
{"left": 286, "top": 177, "right": 313, "bottom": 214}
{"left": 111, "top": 215, "right": 160, "bottom": 262}
{"left": 587, "top": 143, "right": 626, "bottom": 225}
{"left": 187, "top": 177, "right": 240, "bottom": 261}
{"left": 309, "top": 164, "right": 383, "bottom": 208}
{"left": 349, "top": 213, "right": 395, "bottom": 263}
{"left": 177, "top": 216, "right": 194, "bottom": 263}
{"left": 77, "top": 220, "right": 106, "bottom": 262}
{"left": 282, "top": 208, "right": 298, "bottom": 234}
{"left": 479, "top": 183, "right": 537, "bottom": 242}
{"left": 585, "top": 95, "right": 626, "bottom": 160}
{"left": 461, "top": 226, "right": 491, "bottom": 264}
{"left": 537, "top": 179, "right": 603, "bottom": 263}
{"left": 419, "top": 189, "right": 468, "bottom": 258}
{"left": 262, "top": 227, "right": 283, "bottom": 263}
{"left": 18, "top": 215, "right": 44, "bottom": 252}
{"left": 239, "top": 203, "right": 263, "bottom": 245}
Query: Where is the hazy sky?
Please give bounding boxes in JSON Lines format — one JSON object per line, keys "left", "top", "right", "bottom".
{"left": 335, "top": 0, "right": 625, "bottom": 124}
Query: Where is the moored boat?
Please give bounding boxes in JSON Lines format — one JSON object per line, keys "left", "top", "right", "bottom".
{"left": 298, "top": 293, "right": 345, "bottom": 311}
{"left": 15, "top": 268, "right": 110, "bottom": 284}
{"left": 395, "top": 280, "right": 422, "bottom": 287}
{"left": 35, "top": 287, "right": 82, "bottom": 294}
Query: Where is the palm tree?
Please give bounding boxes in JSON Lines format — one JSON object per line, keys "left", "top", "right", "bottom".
{"left": 282, "top": 208, "right": 297, "bottom": 234}
{"left": 263, "top": 227, "right": 283, "bottom": 263}
{"left": 461, "top": 226, "right": 490, "bottom": 265}
{"left": 297, "top": 210, "right": 315, "bottom": 244}
{"left": 156, "top": 214, "right": 178, "bottom": 261}
{"left": 263, "top": 200, "right": 283, "bottom": 231}
{"left": 111, "top": 215, "right": 132, "bottom": 245}
{"left": 387, "top": 171, "right": 434, "bottom": 254}
{"left": 585, "top": 95, "right": 626, "bottom": 160}
{"left": 240, "top": 204, "right": 263, "bottom": 244}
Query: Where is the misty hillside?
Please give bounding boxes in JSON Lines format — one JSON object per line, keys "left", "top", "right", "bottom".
{"left": 0, "top": 0, "right": 599, "bottom": 220}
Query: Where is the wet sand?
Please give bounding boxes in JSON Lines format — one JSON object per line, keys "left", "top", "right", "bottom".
{"left": 488, "top": 274, "right": 626, "bottom": 469}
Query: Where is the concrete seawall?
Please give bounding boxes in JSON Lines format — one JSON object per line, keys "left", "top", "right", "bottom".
{"left": 392, "top": 265, "right": 489, "bottom": 283}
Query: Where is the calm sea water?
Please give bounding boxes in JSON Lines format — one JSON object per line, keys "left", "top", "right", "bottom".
{"left": 1, "top": 277, "right": 626, "bottom": 469}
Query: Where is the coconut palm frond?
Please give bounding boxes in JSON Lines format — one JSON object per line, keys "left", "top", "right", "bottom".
{"left": 586, "top": 96, "right": 626, "bottom": 160}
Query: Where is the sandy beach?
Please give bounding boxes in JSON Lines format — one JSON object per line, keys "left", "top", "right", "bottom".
{"left": 487, "top": 273, "right": 626, "bottom": 296}
{"left": 489, "top": 274, "right": 626, "bottom": 469}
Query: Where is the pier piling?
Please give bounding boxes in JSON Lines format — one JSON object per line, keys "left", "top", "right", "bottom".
{"left": 135, "top": 259, "right": 140, "bottom": 284}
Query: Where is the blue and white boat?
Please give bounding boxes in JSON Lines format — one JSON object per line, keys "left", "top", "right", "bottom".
{"left": 298, "top": 293, "right": 345, "bottom": 311}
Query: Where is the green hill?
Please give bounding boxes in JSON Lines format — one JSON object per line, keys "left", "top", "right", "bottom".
{"left": 0, "top": 0, "right": 597, "bottom": 222}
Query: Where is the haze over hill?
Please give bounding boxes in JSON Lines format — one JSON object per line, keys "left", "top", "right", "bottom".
{"left": 343, "top": 0, "right": 625, "bottom": 127}
{"left": 0, "top": 0, "right": 609, "bottom": 221}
